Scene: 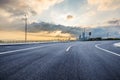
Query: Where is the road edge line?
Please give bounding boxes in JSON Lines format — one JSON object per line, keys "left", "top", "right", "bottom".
{"left": 0, "top": 45, "right": 51, "bottom": 55}
{"left": 95, "top": 44, "right": 120, "bottom": 57}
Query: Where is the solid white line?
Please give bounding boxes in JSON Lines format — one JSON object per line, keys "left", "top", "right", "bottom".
{"left": 0, "top": 45, "right": 51, "bottom": 55}
{"left": 95, "top": 44, "right": 120, "bottom": 57}
{"left": 66, "top": 46, "right": 72, "bottom": 52}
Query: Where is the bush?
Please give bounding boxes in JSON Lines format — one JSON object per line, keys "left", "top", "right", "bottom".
{"left": 0, "top": 40, "right": 3, "bottom": 43}
{"left": 88, "top": 37, "right": 102, "bottom": 41}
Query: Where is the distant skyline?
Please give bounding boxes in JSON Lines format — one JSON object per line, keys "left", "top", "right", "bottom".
{"left": 0, "top": 0, "right": 120, "bottom": 40}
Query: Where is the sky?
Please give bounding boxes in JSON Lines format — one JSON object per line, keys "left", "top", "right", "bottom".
{"left": 0, "top": 0, "right": 120, "bottom": 40}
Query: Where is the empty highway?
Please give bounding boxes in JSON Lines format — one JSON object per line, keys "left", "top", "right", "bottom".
{"left": 0, "top": 41, "right": 120, "bottom": 80}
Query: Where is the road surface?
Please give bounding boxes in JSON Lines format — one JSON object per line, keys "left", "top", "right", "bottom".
{"left": 0, "top": 41, "right": 120, "bottom": 80}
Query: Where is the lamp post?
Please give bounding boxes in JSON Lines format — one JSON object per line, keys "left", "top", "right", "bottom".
{"left": 25, "top": 14, "right": 27, "bottom": 42}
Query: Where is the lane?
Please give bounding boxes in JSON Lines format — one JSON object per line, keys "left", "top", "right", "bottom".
{"left": 0, "top": 42, "right": 61, "bottom": 52}
{"left": 0, "top": 41, "right": 120, "bottom": 80}
{"left": 95, "top": 44, "right": 120, "bottom": 57}
{"left": 86, "top": 44, "right": 120, "bottom": 80}
{"left": 0, "top": 43, "right": 71, "bottom": 80}
{"left": 0, "top": 45, "right": 50, "bottom": 55}
{"left": 96, "top": 40, "right": 120, "bottom": 54}
{"left": 0, "top": 43, "right": 44, "bottom": 52}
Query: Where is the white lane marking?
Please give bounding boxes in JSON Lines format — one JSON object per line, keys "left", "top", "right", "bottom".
{"left": 95, "top": 44, "right": 120, "bottom": 57}
{"left": 114, "top": 42, "right": 120, "bottom": 47}
{"left": 66, "top": 46, "right": 72, "bottom": 52}
{"left": 0, "top": 45, "right": 51, "bottom": 55}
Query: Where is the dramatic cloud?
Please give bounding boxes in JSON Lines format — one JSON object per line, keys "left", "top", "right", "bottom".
{"left": 0, "top": 31, "right": 74, "bottom": 40}
{"left": 0, "top": 0, "right": 120, "bottom": 40}
{"left": 88, "top": 0, "right": 120, "bottom": 11}
{"left": 0, "top": 0, "right": 65, "bottom": 33}
{"left": 0, "top": 20, "right": 120, "bottom": 39}
{"left": 0, "top": 0, "right": 64, "bottom": 16}
{"left": 0, "top": 21, "right": 82, "bottom": 36}
{"left": 28, "top": 22, "right": 82, "bottom": 36}
{"left": 0, "top": 0, "right": 28, "bottom": 17}
{"left": 28, "top": 21, "right": 120, "bottom": 38}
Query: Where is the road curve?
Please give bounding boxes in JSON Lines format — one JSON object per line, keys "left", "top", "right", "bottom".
{"left": 0, "top": 41, "right": 120, "bottom": 80}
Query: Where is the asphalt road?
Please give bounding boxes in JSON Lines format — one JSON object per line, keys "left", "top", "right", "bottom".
{"left": 0, "top": 41, "right": 120, "bottom": 80}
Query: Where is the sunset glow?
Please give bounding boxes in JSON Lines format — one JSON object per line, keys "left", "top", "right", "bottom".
{"left": 0, "top": 0, "right": 120, "bottom": 41}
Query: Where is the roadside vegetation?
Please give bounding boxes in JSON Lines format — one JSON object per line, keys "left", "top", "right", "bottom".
{"left": 88, "top": 38, "right": 120, "bottom": 41}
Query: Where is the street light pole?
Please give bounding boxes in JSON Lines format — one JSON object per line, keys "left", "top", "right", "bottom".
{"left": 25, "top": 14, "right": 27, "bottom": 42}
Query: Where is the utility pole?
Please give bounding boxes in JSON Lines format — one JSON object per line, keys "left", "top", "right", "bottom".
{"left": 25, "top": 14, "right": 27, "bottom": 42}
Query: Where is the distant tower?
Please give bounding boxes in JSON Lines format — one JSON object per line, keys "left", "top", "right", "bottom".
{"left": 79, "top": 35, "right": 81, "bottom": 40}
{"left": 82, "top": 32, "right": 85, "bottom": 40}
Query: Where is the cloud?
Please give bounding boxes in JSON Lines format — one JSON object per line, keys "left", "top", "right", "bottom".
{"left": 0, "top": 0, "right": 65, "bottom": 32}
{"left": 1, "top": 20, "right": 120, "bottom": 38}
{"left": 0, "top": 21, "right": 82, "bottom": 36}
{"left": 88, "top": 0, "right": 120, "bottom": 11}
{"left": 66, "top": 15, "right": 74, "bottom": 20}
{"left": 49, "top": 11, "right": 77, "bottom": 26}
{"left": 76, "top": 11, "right": 96, "bottom": 27}
{"left": 28, "top": 22, "right": 82, "bottom": 36}
{"left": 0, "top": 0, "right": 64, "bottom": 18}
{"left": 28, "top": 0, "right": 64, "bottom": 14}
{"left": 0, "top": 31, "right": 74, "bottom": 40}
{"left": 0, "top": 0, "right": 28, "bottom": 17}
{"left": 82, "top": 11, "right": 96, "bottom": 17}
{"left": 107, "top": 19, "right": 120, "bottom": 26}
